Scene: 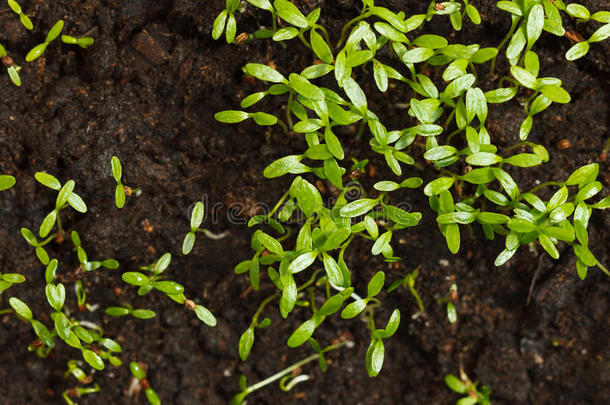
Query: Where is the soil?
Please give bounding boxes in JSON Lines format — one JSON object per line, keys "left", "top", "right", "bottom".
{"left": 0, "top": 1, "right": 608, "bottom": 404}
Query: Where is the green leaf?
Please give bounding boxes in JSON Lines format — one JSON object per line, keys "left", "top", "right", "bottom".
{"left": 539, "top": 85, "right": 571, "bottom": 103}
{"left": 39, "top": 210, "right": 57, "bottom": 238}
{"left": 54, "top": 312, "right": 72, "bottom": 340}
{"left": 35, "top": 172, "right": 61, "bottom": 190}
{"left": 212, "top": 10, "right": 227, "bottom": 40}
{"left": 225, "top": 14, "right": 236, "bottom": 43}
{"left": 400, "top": 177, "right": 423, "bottom": 188}
{"left": 510, "top": 66, "right": 537, "bottom": 89}
{"left": 275, "top": 0, "right": 309, "bottom": 28}
{"left": 82, "top": 349, "right": 105, "bottom": 370}
{"left": 340, "top": 198, "right": 378, "bottom": 217}
{"left": 573, "top": 244, "right": 596, "bottom": 266}
{"left": 424, "top": 145, "right": 457, "bottom": 161}
{"left": 373, "top": 60, "right": 388, "bottom": 92}
{"left": 287, "top": 319, "right": 316, "bottom": 347}
{"left": 367, "top": 271, "right": 385, "bottom": 297}
{"left": 466, "top": 152, "right": 503, "bottom": 166}
{"left": 56, "top": 180, "right": 74, "bottom": 208}
{"left": 366, "top": 339, "right": 385, "bottom": 377}
{"left": 322, "top": 253, "right": 345, "bottom": 286}
{"left": 443, "top": 74, "right": 475, "bottom": 99}
{"left": 215, "top": 110, "right": 249, "bottom": 123}
{"left": 445, "top": 374, "right": 467, "bottom": 394}
{"left": 257, "top": 232, "right": 284, "bottom": 255}
{"left": 289, "top": 251, "right": 317, "bottom": 274}
{"left": 342, "top": 77, "right": 367, "bottom": 113}
{"left": 413, "top": 34, "right": 448, "bottom": 49}
{"left": 495, "top": 248, "right": 517, "bottom": 266}
{"left": 182, "top": 232, "right": 196, "bottom": 255}
{"left": 485, "top": 87, "right": 517, "bottom": 103}
{"left": 460, "top": 168, "right": 494, "bottom": 184}
{"left": 45, "top": 283, "right": 65, "bottom": 312}
{"left": 519, "top": 115, "right": 533, "bottom": 140}
{"left": 145, "top": 389, "right": 160, "bottom": 405}
{"left": 130, "top": 362, "right": 146, "bottom": 379}
{"left": 341, "top": 299, "right": 368, "bottom": 319}
{"left": 565, "top": 41, "right": 590, "bottom": 61}
{"left": 115, "top": 184, "right": 126, "bottom": 209}
{"left": 239, "top": 327, "right": 255, "bottom": 361}
{"left": 437, "top": 212, "right": 476, "bottom": 224}
{"left": 264, "top": 155, "right": 309, "bottom": 178}
{"left": 105, "top": 306, "right": 130, "bottom": 317}
{"left": 310, "top": 29, "right": 333, "bottom": 64}
{"left": 154, "top": 280, "right": 184, "bottom": 295}
{"left": 382, "top": 309, "right": 400, "bottom": 337}
{"left": 566, "top": 163, "right": 598, "bottom": 186}
{"left": 526, "top": 5, "right": 544, "bottom": 47}
{"left": 538, "top": 233, "right": 559, "bottom": 259}
{"left": 9, "top": 297, "right": 33, "bottom": 321}
{"left": 289, "top": 73, "right": 324, "bottom": 100}
{"left": 566, "top": 3, "right": 590, "bottom": 20}
{"left": 503, "top": 153, "right": 542, "bottom": 167}
{"left": 68, "top": 193, "right": 87, "bottom": 213}
{"left": 272, "top": 27, "right": 300, "bottom": 41}
{"left": 372, "top": 231, "right": 392, "bottom": 255}
{"left": 424, "top": 177, "right": 455, "bottom": 196}
{"left": 0, "top": 175, "right": 16, "bottom": 191}
{"left": 443, "top": 223, "right": 460, "bottom": 253}
{"left": 121, "top": 272, "right": 150, "bottom": 286}
{"left": 589, "top": 23, "right": 610, "bottom": 43}
{"left": 46, "top": 20, "right": 64, "bottom": 43}
{"left": 1, "top": 273, "right": 25, "bottom": 283}
{"left": 131, "top": 309, "right": 156, "bottom": 319}
{"left": 252, "top": 112, "right": 277, "bottom": 126}
{"left": 374, "top": 181, "right": 400, "bottom": 191}
{"left": 194, "top": 305, "right": 217, "bottom": 326}
{"left": 25, "top": 43, "right": 47, "bottom": 62}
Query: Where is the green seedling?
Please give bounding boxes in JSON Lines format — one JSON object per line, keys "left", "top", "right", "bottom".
{"left": 232, "top": 339, "right": 353, "bottom": 405}
{"left": 110, "top": 156, "right": 139, "bottom": 208}
{"left": 182, "top": 201, "right": 204, "bottom": 254}
{"left": 387, "top": 266, "right": 425, "bottom": 318}
{"left": 20, "top": 227, "right": 54, "bottom": 265}
{"left": 105, "top": 304, "right": 156, "bottom": 319}
{"left": 61, "top": 35, "right": 95, "bottom": 49}
{"left": 121, "top": 253, "right": 217, "bottom": 326}
{"left": 7, "top": 0, "right": 33, "bottom": 30}
{"left": 26, "top": 20, "right": 64, "bottom": 62}
{"left": 129, "top": 362, "right": 161, "bottom": 405}
{"left": 62, "top": 360, "right": 100, "bottom": 404}
{"left": 34, "top": 172, "right": 87, "bottom": 238}
{"left": 0, "top": 173, "right": 16, "bottom": 190}
{"left": 71, "top": 231, "right": 119, "bottom": 272}
{"left": 445, "top": 370, "right": 491, "bottom": 405}
{"left": 437, "top": 283, "right": 458, "bottom": 324}
{"left": 0, "top": 44, "right": 21, "bottom": 86}
{"left": 214, "top": 0, "right": 610, "bottom": 382}
{"left": 0, "top": 271, "right": 25, "bottom": 293}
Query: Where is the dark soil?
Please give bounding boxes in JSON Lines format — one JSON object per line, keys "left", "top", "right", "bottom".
{"left": 0, "top": 1, "right": 608, "bottom": 404}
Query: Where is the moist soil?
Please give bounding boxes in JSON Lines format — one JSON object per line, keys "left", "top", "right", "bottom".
{"left": 0, "top": 1, "right": 609, "bottom": 404}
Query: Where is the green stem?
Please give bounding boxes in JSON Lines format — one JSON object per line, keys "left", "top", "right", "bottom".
{"left": 251, "top": 292, "right": 280, "bottom": 326}
{"left": 446, "top": 126, "right": 466, "bottom": 144}
{"left": 297, "top": 32, "right": 311, "bottom": 50}
{"left": 286, "top": 90, "right": 294, "bottom": 129}
{"left": 267, "top": 189, "right": 291, "bottom": 219}
{"left": 335, "top": 11, "right": 373, "bottom": 50}
{"left": 242, "top": 341, "right": 353, "bottom": 397}
{"left": 595, "top": 260, "right": 610, "bottom": 277}
{"left": 443, "top": 108, "right": 457, "bottom": 130}
{"left": 489, "top": 17, "right": 520, "bottom": 76}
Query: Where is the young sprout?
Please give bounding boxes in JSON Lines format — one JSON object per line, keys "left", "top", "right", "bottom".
{"left": 129, "top": 362, "right": 161, "bottom": 405}
{"left": 445, "top": 370, "right": 491, "bottom": 405}
{"left": 232, "top": 339, "right": 354, "bottom": 405}
{"left": 212, "top": 0, "right": 241, "bottom": 43}
{"left": 387, "top": 266, "right": 425, "bottom": 318}
{"left": 71, "top": 231, "right": 119, "bottom": 272}
{"left": 35, "top": 172, "right": 87, "bottom": 238}
{"left": 438, "top": 283, "right": 458, "bottom": 324}
{"left": 182, "top": 201, "right": 204, "bottom": 255}
{"left": 110, "top": 156, "right": 139, "bottom": 208}
{"left": 105, "top": 304, "right": 156, "bottom": 319}
{"left": 61, "top": 35, "right": 95, "bottom": 49}
{"left": 26, "top": 20, "right": 64, "bottom": 62}
{"left": 0, "top": 44, "right": 21, "bottom": 86}
{"left": 20, "top": 227, "right": 54, "bottom": 265}
{"left": 62, "top": 384, "right": 101, "bottom": 405}
{"left": 0, "top": 270, "right": 26, "bottom": 293}
{"left": 121, "top": 253, "right": 217, "bottom": 326}
{"left": 0, "top": 174, "right": 16, "bottom": 190}
{"left": 7, "top": 0, "right": 33, "bottom": 30}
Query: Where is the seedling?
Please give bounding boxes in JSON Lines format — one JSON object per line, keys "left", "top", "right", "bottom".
{"left": 7, "top": 0, "right": 33, "bottom": 30}
{"left": 61, "top": 35, "right": 95, "bottom": 49}
{"left": 34, "top": 172, "right": 87, "bottom": 238}
{"left": 0, "top": 174, "right": 16, "bottom": 190}
{"left": 121, "top": 253, "right": 217, "bottom": 326}
{"left": 387, "top": 266, "right": 425, "bottom": 318}
{"left": 26, "top": 20, "right": 64, "bottom": 62}
{"left": 232, "top": 339, "right": 354, "bottom": 405}
{"left": 0, "top": 44, "right": 21, "bottom": 86}
{"left": 62, "top": 360, "right": 101, "bottom": 404}
{"left": 445, "top": 370, "right": 491, "bottom": 405}
{"left": 0, "top": 270, "right": 25, "bottom": 293}
{"left": 71, "top": 231, "right": 119, "bottom": 272}
{"left": 105, "top": 304, "right": 156, "bottom": 319}
{"left": 182, "top": 201, "right": 204, "bottom": 254}
{"left": 110, "top": 156, "right": 138, "bottom": 208}
{"left": 129, "top": 362, "right": 161, "bottom": 405}
{"left": 20, "top": 227, "right": 54, "bottom": 265}
{"left": 437, "top": 283, "right": 458, "bottom": 324}
{"left": 62, "top": 384, "right": 101, "bottom": 405}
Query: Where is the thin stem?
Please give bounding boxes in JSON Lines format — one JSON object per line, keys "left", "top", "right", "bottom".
{"left": 252, "top": 292, "right": 280, "bottom": 326}
{"left": 595, "top": 260, "right": 610, "bottom": 277}
{"left": 243, "top": 341, "right": 353, "bottom": 396}
{"left": 489, "top": 18, "right": 520, "bottom": 76}
{"left": 267, "top": 189, "right": 291, "bottom": 219}
{"left": 443, "top": 108, "right": 457, "bottom": 130}
{"left": 315, "top": 24, "right": 332, "bottom": 48}
{"left": 286, "top": 90, "right": 294, "bottom": 129}
{"left": 297, "top": 32, "right": 311, "bottom": 50}
{"left": 335, "top": 11, "right": 373, "bottom": 50}
{"left": 446, "top": 127, "right": 466, "bottom": 144}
